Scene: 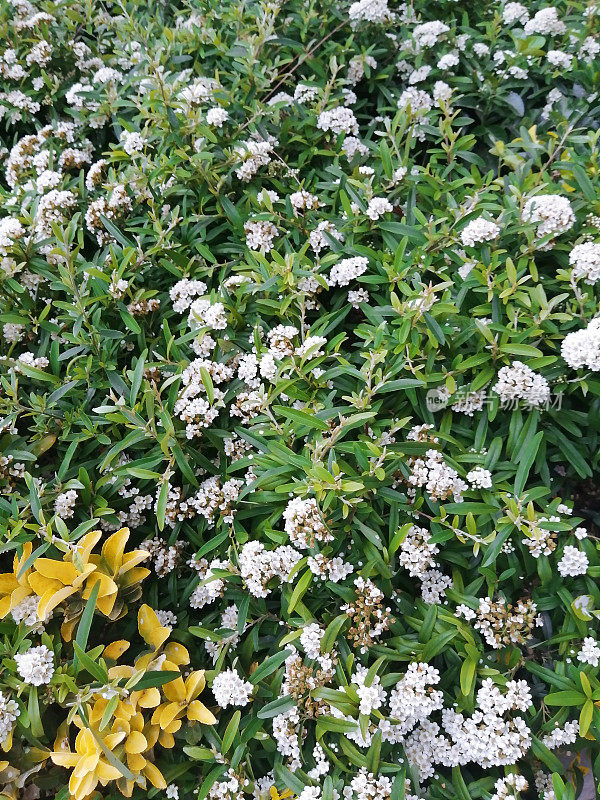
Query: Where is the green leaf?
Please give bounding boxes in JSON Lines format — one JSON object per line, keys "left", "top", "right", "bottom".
{"left": 28, "top": 686, "right": 44, "bottom": 737}
{"left": 391, "top": 772, "right": 406, "bottom": 800}
{"left": 257, "top": 695, "right": 297, "bottom": 719}
{"left": 17, "top": 542, "right": 49, "bottom": 579}
{"left": 72, "top": 642, "right": 108, "bottom": 683}
{"left": 74, "top": 580, "right": 100, "bottom": 667}
{"left": 544, "top": 690, "right": 586, "bottom": 706}
{"left": 198, "top": 766, "right": 229, "bottom": 800}
{"left": 274, "top": 405, "right": 329, "bottom": 431}
{"left": 321, "top": 614, "right": 347, "bottom": 653}
{"left": 156, "top": 479, "right": 169, "bottom": 532}
{"left": 315, "top": 716, "right": 358, "bottom": 736}
{"left": 579, "top": 699, "right": 594, "bottom": 737}
{"left": 460, "top": 657, "right": 477, "bottom": 696}
{"left": 130, "top": 670, "right": 181, "bottom": 690}
{"left": 129, "top": 350, "right": 147, "bottom": 406}
{"left": 99, "top": 215, "right": 135, "bottom": 247}
{"left": 221, "top": 710, "right": 241, "bottom": 754}
{"left": 287, "top": 569, "right": 312, "bottom": 614}
{"left": 451, "top": 767, "right": 472, "bottom": 800}
{"left": 183, "top": 746, "right": 214, "bottom": 760}
{"left": 248, "top": 650, "right": 292, "bottom": 685}
{"left": 513, "top": 431, "right": 543, "bottom": 496}
{"left": 530, "top": 735, "right": 564, "bottom": 774}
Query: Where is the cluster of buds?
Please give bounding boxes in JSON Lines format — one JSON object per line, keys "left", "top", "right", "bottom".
{"left": 342, "top": 577, "right": 394, "bottom": 654}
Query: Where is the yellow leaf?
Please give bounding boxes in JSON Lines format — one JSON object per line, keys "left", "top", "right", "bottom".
{"left": 184, "top": 670, "right": 206, "bottom": 702}
{"left": 158, "top": 703, "right": 182, "bottom": 730}
{"left": 101, "top": 528, "right": 130, "bottom": 573}
{"left": 133, "top": 687, "right": 161, "bottom": 709}
{"left": 138, "top": 605, "right": 170, "bottom": 650}
{"left": 125, "top": 730, "right": 147, "bottom": 754}
{"left": 143, "top": 761, "right": 167, "bottom": 789}
{"left": 95, "top": 760, "right": 122, "bottom": 782}
{"left": 75, "top": 531, "right": 102, "bottom": 563}
{"left": 119, "top": 550, "right": 150, "bottom": 574}
{"left": 187, "top": 700, "right": 216, "bottom": 725}
{"left": 34, "top": 559, "right": 79, "bottom": 583}
{"left": 37, "top": 585, "right": 77, "bottom": 619}
{"left": 126, "top": 752, "right": 146, "bottom": 772}
{"left": 162, "top": 675, "right": 186, "bottom": 703}
{"left": 104, "top": 641, "right": 130, "bottom": 660}
{"left": 164, "top": 642, "right": 189, "bottom": 666}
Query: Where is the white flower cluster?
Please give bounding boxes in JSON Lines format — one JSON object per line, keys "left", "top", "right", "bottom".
{"left": 420, "top": 569, "right": 452, "bottom": 604}
{"left": 408, "top": 449, "right": 467, "bottom": 502}
{"left": 309, "top": 221, "right": 344, "bottom": 255}
{"left": 0, "top": 691, "right": 19, "bottom": 746}
{"left": 460, "top": 217, "right": 500, "bottom": 247}
{"left": 541, "top": 720, "right": 578, "bottom": 750}
{"left": 307, "top": 553, "right": 354, "bottom": 583}
{"left": 397, "top": 88, "right": 433, "bottom": 137}
{"left": 490, "top": 774, "right": 528, "bottom": 800}
{"left": 557, "top": 545, "right": 588, "bottom": 577}
{"left": 174, "top": 357, "right": 231, "bottom": 438}
{"left": 161, "top": 476, "right": 243, "bottom": 530}
{"left": 208, "top": 769, "right": 245, "bottom": 800}
{"left": 212, "top": 668, "right": 253, "bottom": 707}
{"left": 342, "top": 769, "right": 392, "bottom": 800}
{"left": 366, "top": 197, "right": 392, "bottom": 220}
{"left": 569, "top": 242, "right": 600, "bottom": 284}
{"left": 120, "top": 130, "right": 146, "bottom": 155}
{"left": 348, "top": 0, "right": 390, "bottom": 24}
{"left": 188, "top": 298, "right": 228, "bottom": 331}
{"left": 0, "top": 217, "right": 24, "bottom": 256}
{"left": 206, "top": 107, "right": 229, "bottom": 126}
{"left": 15, "top": 645, "right": 54, "bottom": 686}
{"left": 189, "top": 557, "right": 229, "bottom": 609}
{"left": 561, "top": 318, "right": 600, "bottom": 371}
{"left": 348, "top": 54, "right": 377, "bottom": 85}
{"left": 290, "top": 190, "right": 321, "bottom": 213}
{"left": 11, "top": 594, "right": 46, "bottom": 630}
{"left": 523, "top": 7, "right": 566, "bottom": 35}
{"left": 398, "top": 525, "right": 439, "bottom": 578}
{"left": 457, "top": 596, "right": 541, "bottom": 649}
{"left": 238, "top": 540, "right": 302, "bottom": 597}
{"left": 317, "top": 107, "right": 359, "bottom": 136}
{"left": 353, "top": 665, "right": 387, "bottom": 716}
{"left": 169, "top": 279, "right": 208, "bottom": 313}
{"left": 54, "top": 489, "right": 77, "bottom": 518}
{"left": 155, "top": 610, "right": 177, "bottom": 630}
{"left": 244, "top": 219, "right": 278, "bottom": 252}
{"left": 272, "top": 706, "right": 302, "bottom": 768}
{"left": 503, "top": 3, "right": 529, "bottom": 26}
{"left": 492, "top": 361, "right": 550, "bottom": 408}
{"left": 328, "top": 256, "right": 369, "bottom": 287}
{"left": 466, "top": 466, "right": 492, "bottom": 489}
{"left": 578, "top": 636, "right": 600, "bottom": 667}
{"left": 299, "top": 623, "right": 324, "bottom": 660}
{"left": 295, "top": 335, "right": 327, "bottom": 359}
{"left": 405, "top": 678, "right": 532, "bottom": 779}
{"left": 234, "top": 139, "right": 274, "bottom": 182}
{"left": 283, "top": 497, "right": 333, "bottom": 549}
{"left": 521, "top": 194, "right": 575, "bottom": 245}
{"left": 413, "top": 20, "right": 450, "bottom": 49}
{"left": 388, "top": 662, "right": 443, "bottom": 739}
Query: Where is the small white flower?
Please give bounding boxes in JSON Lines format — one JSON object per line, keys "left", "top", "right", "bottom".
{"left": 15, "top": 645, "right": 54, "bottom": 686}
{"left": 212, "top": 668, "right": 253, "bottom": 707}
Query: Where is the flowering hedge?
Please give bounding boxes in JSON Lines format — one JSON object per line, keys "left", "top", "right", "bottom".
{"left": 1, "top": 0, "right": 600, "bottom": 799}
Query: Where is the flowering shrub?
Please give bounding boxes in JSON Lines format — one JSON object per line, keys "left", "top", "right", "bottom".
{"left": 1, "top": 0, "right": 600, "bottom": 799}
